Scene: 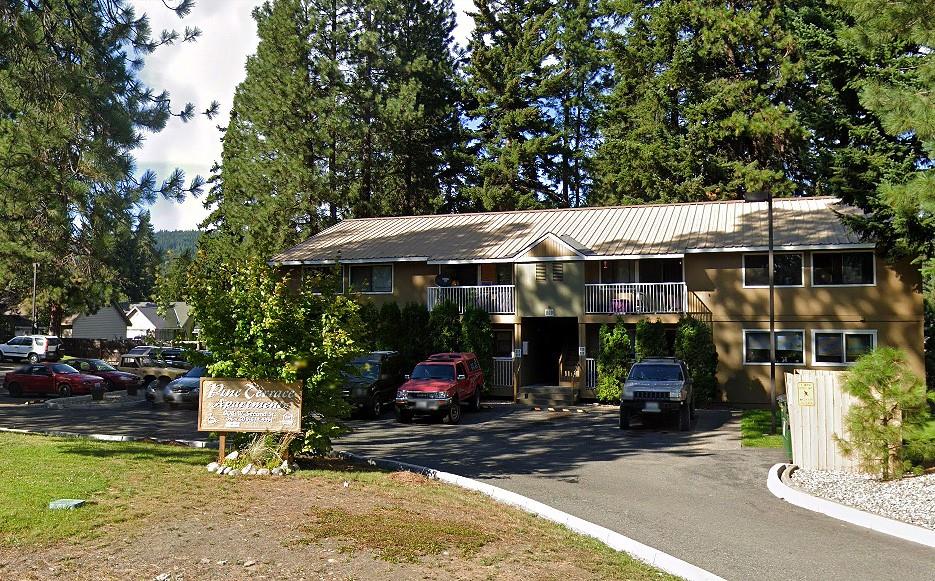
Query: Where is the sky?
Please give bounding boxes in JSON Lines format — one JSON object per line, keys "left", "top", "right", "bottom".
{"left": 136, "top": 0, "right": 476, "bottom": 232}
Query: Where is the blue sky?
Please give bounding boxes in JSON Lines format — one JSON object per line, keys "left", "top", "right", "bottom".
{"left": 136, "top": 0, "right": 475, "bottom": 231}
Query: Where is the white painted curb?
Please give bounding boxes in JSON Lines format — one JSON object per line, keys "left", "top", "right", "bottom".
{"left": 341, "top": 452, "right": 723, "bottom": 581}
{"left": 0, "top": 426, "right": 215, "bottom": 449}
{"left": 767, "top": 463, "right": 935, "bottom": 549}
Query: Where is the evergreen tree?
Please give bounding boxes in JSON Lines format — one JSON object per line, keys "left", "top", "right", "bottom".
{"left": 463, "top": 0, "right": 563, "bottom": 210}
{"left": 0, "top": 1, "right": 213, "bottom": 332}
{"left": 126, "top": 212, "right": 159, "bottom": 302}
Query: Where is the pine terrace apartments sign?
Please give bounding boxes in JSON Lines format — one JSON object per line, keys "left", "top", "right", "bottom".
{"left": 198, "top": 378, "right": 302, "bottom": 433}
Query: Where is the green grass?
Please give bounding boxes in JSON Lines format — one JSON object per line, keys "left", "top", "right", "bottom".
{"left": 0, "top": 432, "right": 214, "bottom": 546}
{"left": 740, "top": 409, "right": 785, "bottom": 448}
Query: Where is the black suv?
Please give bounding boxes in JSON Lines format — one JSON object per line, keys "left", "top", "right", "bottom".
{"left": 342, "top": 351, "right": 405, "bottom": 418}
{"left": 619, "top": 357, "right": 693, "bottom": 431}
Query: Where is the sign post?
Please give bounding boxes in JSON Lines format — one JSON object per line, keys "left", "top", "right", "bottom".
{"left": 198, "top": 379, "right": 303, "bottom": 459}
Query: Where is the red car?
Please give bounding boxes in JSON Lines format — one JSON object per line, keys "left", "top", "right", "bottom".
{"left": 3, "top": 363, "right": 104, "bottom": 398}
{"left": 395, "top": 352, "right": 485, "bottom": 424}
{"left": 67, "top": 358, "right": 142, "bottom": 391}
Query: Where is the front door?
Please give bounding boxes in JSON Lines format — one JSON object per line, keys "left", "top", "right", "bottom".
{"left": 520, "top": 317, "right": 578, "bottom": 386}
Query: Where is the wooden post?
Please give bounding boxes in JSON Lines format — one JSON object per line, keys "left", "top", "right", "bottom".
{"left": 217, "top": 433, "right": 226, "bottom": 464}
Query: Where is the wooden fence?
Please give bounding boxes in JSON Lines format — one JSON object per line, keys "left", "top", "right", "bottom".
{"left": 785, "top": 369, "right": 861, "bottom": 473}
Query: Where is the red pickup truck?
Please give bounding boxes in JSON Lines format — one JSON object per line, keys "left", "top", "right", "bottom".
{"left": 395, "top": 352, "right": 484, "bottom": 424}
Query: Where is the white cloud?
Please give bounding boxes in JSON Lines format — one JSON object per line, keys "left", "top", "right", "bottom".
{"left": 138, "top": 0, "right": 476, "bottom": 231}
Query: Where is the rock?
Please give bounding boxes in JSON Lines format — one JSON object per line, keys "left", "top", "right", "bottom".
{"left": 247, "top": 467, "right": 257, "bottom": 475}
{"left": 227, "top": 469, "right": 237, "bottom": 476}
{"left": 257, "top": 468, "right": 270, "bottom": 476}
{"left": 48, "top": 499, "right": 86, "bottom": 510}
{"left": 155, "top": 574, "right": 170, "bottom": 581}
{"left": 199, "top": 558, "right": 210, "bottom": 565}
{"left": 244, "top": 560, "right": 256, "bottom": 567}
{"left": 216, "top": 560, "right": 228, "bottom": 565}
{"left": 271, "top": 467, "right": 282, "bottom": 476}
{"left": 206, "top": 462, "right": 219, "bottom": 473}
{"left": 225, "top": 450, "right": 239, "bottom": 461}
{"left": 241, "top": 463, "right": 253, "bottom": 475}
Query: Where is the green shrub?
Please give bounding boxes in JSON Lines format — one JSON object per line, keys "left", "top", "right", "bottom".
{"left": 461, "top": 305, "right": 493, "bottom": 384}
{"left": 399, "top": 302, "right": 432, "bottom": 370}
{"left": 835, "top": 347, "right": 929, "bottom": 480}
{"left": 376, "top": 302, "right": 402, "bottom": 350}
{"left": 596, "top": 321, "right": 632, "bottom": 403}
{"left": 635, "top": 318, "right": 667, "bottom": 360}
{"left": 357, "top": 301, "right": 379, "bottom": 350}
{"left": 674, "top": 316, "right": 718, "bottom": 404}
{"left": 430, "top": 300, "right": 461, "bottom": 353}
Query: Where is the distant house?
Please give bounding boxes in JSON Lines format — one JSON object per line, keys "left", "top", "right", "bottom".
{"left": 66, "top": 303, "right": 131, "bottom": 340}
{"left": 0, "top": 314, "right": 35, "bottom": 339}
{"left": 126, "top": 302, "right": 195, "bottom": 341}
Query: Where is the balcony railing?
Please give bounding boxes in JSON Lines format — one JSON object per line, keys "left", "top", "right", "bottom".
{"left": 585, "top": 282, "right": 688, "bottom": 315}
{"left": 427, "top": 285, "right": 515, "bottom": 314}
{"left": 585, "top": 357, "right": 597, "bottom": 389}
{"left": 491, "top": 357, "right": 514, "bottom": 389}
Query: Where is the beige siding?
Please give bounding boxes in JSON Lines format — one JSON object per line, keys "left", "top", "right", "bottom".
{"left": 71, "top": 307, "right": 128, "bottom": 340}
{"left": 515, "top": 261, "right": 584, "bottom": 318}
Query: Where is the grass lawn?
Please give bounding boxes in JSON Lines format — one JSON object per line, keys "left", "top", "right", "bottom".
{"left": 0, "top": 433, "right": 676, "bottom": 580}
{"left": 740, "top": 409, "right": 785, "bottom": 448}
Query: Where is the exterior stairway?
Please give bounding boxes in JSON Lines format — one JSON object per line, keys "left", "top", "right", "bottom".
{"left": 516, "top": 385, "right": 577, "bottom": 408}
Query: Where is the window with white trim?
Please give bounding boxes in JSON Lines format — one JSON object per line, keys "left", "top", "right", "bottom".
{"left": 348, "top": 264, "right": 393, "bottom": 293}
{"left": 743, "top": 330, "right": 805, "bottom": 364}
{"left": 743, "top": 253, "right": 803, "bottom": 287}
{"left": 812, "top": 330, "right": 876, "bottom": 365}
{"left": 812, "top": 252, "right": 875, "bottom": 286}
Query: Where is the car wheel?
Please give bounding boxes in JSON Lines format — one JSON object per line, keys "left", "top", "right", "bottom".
{"left": 678, "top": 404, "right": 691, "bottom": 431}
{"left": 58, "top": 383, "right": 72, "bottom": 398}
{"left": 470, "top": 386, "right": 482, "bottom": 411}
{"left": 446, "top": 400, "right": 462, "bottom": 425}
{"left": 7, "top": 382, "right": 22, "bottom": 398}
{"left": 27, "top": 353, "right": 39, "bottom": 364}
{"left": 619, "top": 407, "right": 631, "bottom": 430}
{"left": 103, "top": 379, "right": 115, "bottom": 391}
{"left": 367, "top": 396, "right": 382, "bottom": 419}
{"left": 397, "top": 409, "right": 413, "bottom": 424}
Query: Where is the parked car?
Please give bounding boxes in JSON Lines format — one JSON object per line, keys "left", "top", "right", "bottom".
{"left": 159, "top": 366, "right": 207, "bottom": 407}
{"left": 342, "top": 351, "right": 405, "bottom": 418}
{"left": 619, "top": 357, "right": 693, "bottom": 431}
{"left": 67, "top": 358, "right": 142, "bottom": 391}
{"left": 395, "top": 352, "right": 484, "bottom": 424}
{"left": 126, "top": 345, "right": 189, "bottom": 368}
{"left": 0, "top": 335, "right": 63, "bottom": 363}
{"left": 117, "top": 354, "right": 186, "bottom": 395}
{"left": 3, "top": 362, "right": 103, "bottom": 398}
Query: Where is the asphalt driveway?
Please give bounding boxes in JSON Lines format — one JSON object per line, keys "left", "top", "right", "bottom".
{"left": 335, "top": 406, "right": 935, "bottom": 581}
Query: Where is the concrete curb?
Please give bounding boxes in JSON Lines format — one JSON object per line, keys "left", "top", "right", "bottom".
{"left": 340, "top": 451, "right": 724, "bottom": 581}
{"left": 767, "top": 463, "right": 935, "bottom": 549}
{"left": 44, "top": 390, "right": 147, "bottom": 410}
{"left": 0, "top": 426, "right": 215, "bottom": 449}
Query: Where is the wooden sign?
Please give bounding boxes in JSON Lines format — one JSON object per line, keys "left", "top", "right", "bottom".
{"left": 197, "top": 378, "right": 303, "bottom": 433}
{"left": 797, "top": 381, "right": 815, "bottom": 407}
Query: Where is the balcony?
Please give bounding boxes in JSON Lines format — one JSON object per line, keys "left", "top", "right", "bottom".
{"left": 427, "top": 285, "right": 515, "bottom": 314}
{"left": 585, "top": 282, "right": 688, "bottom": 315}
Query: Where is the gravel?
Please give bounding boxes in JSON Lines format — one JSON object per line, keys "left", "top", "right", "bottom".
{"left": 790, "top": 468, "right": 935, "bottom": 530}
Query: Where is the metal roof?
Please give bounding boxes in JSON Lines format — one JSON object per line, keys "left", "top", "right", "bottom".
{"left": 273, "top": 197, "right": 869, "bottom": 264}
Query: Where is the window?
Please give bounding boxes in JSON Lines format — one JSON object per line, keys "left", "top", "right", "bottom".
{"left": 743, "top": 330, "right": 805, "bottom": 365}
{"left": 349, "top": 264, "right": 393, "bottom": 293}
{"left": 743, "top": 253, "right": 803, "bottom": 287}
{"left": 600, "top": 260, "right": 636, "bottom": 283}
{"left": 552, "top": 263, "right": 564, "bottom": 282}
{"left": 456, "top": 362, "right": 467, "bottom": 378}
{"left": 495, "top": 264, "right": 513, "bottom": 285}
{"left": 493, "top": 329, "right": 513, "bottom": 357}
{"left": 812, "top": 330, "right": 876, "bottom": 365}
{"left": 535, "top": 263, "right": 547, "bottom": 282}
{"left": 812, "top": 252, "right": 875, "bottom": 286}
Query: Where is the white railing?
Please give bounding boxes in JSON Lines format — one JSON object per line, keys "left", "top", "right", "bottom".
{"left": 585, "top": 357, "right": 597, "bottom": 389}
{"left": 585, "top": 282, "right": 688, "bottom": 315}
{"left": 427, "top": 285, "right": 515, "bottom": 314}
{"left": 491, "top": 357, "right": 514, "bottom": 388}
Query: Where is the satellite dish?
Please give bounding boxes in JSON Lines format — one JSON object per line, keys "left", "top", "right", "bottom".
{"left": 435, "top": 274, "right": 451, "bottom": 287}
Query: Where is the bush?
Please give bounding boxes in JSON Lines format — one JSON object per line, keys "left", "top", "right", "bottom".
{"left": 430, "top": 300, "right": 461, "bottom": 353}
{"left": 596, "top": 321, "right": 632, "bottom": 403}
{"left": 399, "top": 302, "right": 432, "bottom": 371}
{"left": 835, "top": 347, "right": 929, "bottom": 480}
{"left": 674, "top": 316, "right": 718, "bottom": 404}
{"left": 635, "top": 319, "right": 667, "bottom": 360}
{"left": 461, "top": 305, "right": 493, "bottom": 384}
{"left": 357, "top": 301, "right": 379, "bottom": 350}
{"left": 376, "top": 302, "right": 402, "bottom": 351}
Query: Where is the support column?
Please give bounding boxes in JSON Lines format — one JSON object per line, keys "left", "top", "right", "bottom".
{"left": 578, "top": 320, "right": 587, "bottom": 400}
{"left": 513, "top": 319, "right": 522, "bottom": 401}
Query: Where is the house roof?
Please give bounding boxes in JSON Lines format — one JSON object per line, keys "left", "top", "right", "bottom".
{"left": 272, "top": 197, "right": 869, "bottom": 265}
{"left": 66, "top": 303, "right": 132, "bottom": 327}
{"left": 127, "top": 302, "right": 191, "bottom": 330}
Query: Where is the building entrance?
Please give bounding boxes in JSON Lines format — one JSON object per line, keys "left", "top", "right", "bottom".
{"left": 520, "top": 317, "right": 578, "bottom": 386}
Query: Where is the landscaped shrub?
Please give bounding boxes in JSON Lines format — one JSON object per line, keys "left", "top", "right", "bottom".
{"left": 835, "top": 347, "right": 930, "bottom": 480}
{"left": 635, "top": 318, "right": 667, "bottom": 360}
{"left": 376, "top": 302, "right": 402, "bottom": 351}
{"left": 399, "top": 302, "right": 432, "bottom": 371}
{"left": 357, "top": 301, "right": 379, "bottom": 350}
{"left": 430, "top": 300, "right": 461, "bottom": 353}
{"left": 674, "top": 316, "right": 718, "bottom": 404}
{"left": 461, "top": 305, "right": 493, "bottom": 384}
{"left": 596, "top": 321, "right": 632, "bottom": 403}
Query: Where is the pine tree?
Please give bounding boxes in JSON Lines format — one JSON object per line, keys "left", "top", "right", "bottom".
{"left": 0, "top": 1, "right": 213, "bottom": 332}
{"left": 463, "top": 0, "right": 563, "bottom": 210}
{"left": 126, "top": 212, "right": 159, "bottom": 302}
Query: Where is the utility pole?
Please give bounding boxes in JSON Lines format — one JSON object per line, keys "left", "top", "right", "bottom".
{"left": 31, "top": 263, "right": 38, "bottom": 333}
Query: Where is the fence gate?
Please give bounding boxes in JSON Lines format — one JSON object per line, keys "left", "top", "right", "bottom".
{"left": 785, "top": 369, "right": 861, "bottom": 473}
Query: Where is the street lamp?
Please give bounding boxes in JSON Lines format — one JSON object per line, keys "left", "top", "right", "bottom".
{"left": 31, "top": 263, "right": 38, "bottom": 334}
{"left": 744, "top": 191, "right": 777, "bottom": 434}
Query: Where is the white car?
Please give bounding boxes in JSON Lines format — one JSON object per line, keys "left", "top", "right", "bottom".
{"left": 0, "top": 335, "right": 63, "bottom": 363}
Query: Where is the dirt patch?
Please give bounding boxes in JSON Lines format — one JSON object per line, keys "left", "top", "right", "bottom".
{"left": 0, "top": 465, "right": 674, "bottom": 580}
